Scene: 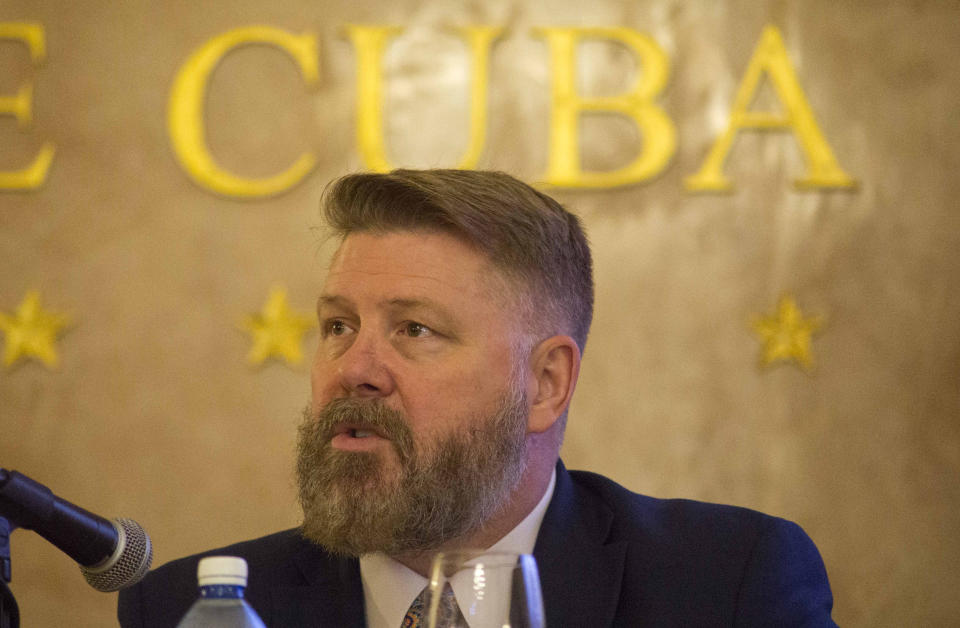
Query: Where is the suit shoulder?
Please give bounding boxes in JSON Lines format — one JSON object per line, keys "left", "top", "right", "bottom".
{"left": 118, "top": 528, "right": 313, "bottom": 628}
{"left": 146, "top": 528, "right": 308, "bottom": 584}
{"left": 567, "top": 468, "right": 793, "bottom": 545}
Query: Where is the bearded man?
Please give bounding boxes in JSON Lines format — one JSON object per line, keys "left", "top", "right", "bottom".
{"left": 119, "top": 169, "right": 837, "bottom": 627}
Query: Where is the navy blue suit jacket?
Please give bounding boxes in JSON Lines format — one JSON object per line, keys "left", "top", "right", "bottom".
{"left": 118, "top": 462, "right": 836, "bottom": 626}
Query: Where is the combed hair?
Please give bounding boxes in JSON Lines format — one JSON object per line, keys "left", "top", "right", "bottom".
{"left": 321, "top": 169, "right": 594, "bottom": 351}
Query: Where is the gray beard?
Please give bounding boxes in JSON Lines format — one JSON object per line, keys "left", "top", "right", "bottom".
{"left": 295, "top": 392, "right": 528, "bottom": 556}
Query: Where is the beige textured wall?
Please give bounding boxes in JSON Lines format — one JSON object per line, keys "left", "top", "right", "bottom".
{"left": 2, "top": 1, "right": 958, "bottom": 626}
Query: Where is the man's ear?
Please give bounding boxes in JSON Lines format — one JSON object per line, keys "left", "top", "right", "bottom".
{"left": 526, "top": 335, "right": 581, "bottom": 434}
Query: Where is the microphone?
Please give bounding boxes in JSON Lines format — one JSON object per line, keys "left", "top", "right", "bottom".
{"left": 0, "top": 468, "right": 152, "bottom": 592}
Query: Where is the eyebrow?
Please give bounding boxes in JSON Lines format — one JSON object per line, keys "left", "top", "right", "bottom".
{"left": 384, "top": 297, "right": 447, "bottom": 312}
{"left": 316, "top": 294, "right": 353, "bottom": 314}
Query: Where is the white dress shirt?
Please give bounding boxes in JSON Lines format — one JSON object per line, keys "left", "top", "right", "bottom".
{"left": 360, "top": 469, "right": 557, "bottom": 628}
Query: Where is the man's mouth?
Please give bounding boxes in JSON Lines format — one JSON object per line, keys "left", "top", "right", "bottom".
{"left": 335, "top": 423, "right": 385, "bottom": 437}
{"left": 330, "top": 424, "right": 390, "bottom": 451}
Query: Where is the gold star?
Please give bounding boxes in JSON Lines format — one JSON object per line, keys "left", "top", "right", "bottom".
{"left": 751, "top": 295, "right": 823, "bottom": 371}
{"left": 0, "top": 290, "right": 71, "bottom": 369}
{"left": 240, "top": 286, "right": 314, "bottom": 366}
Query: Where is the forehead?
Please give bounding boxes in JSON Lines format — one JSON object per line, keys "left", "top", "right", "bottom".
{"left": 323, "top": 230, "right": 506, "bottom": 302}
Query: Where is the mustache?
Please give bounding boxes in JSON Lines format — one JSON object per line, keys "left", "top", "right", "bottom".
{"left": 304, "top": 398, "right": 416, "bottom": 462}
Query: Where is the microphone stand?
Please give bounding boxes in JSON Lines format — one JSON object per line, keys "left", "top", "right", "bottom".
{"left": 0, "top": 516, "right": 19, "bottom": 628}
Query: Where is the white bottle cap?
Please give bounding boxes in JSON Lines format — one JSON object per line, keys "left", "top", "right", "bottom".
{"left": 197, "top": 556, "right": 248, "bottom": 587}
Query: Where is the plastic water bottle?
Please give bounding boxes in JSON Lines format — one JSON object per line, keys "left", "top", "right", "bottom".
{"left": 176, "top": 556, "right": 266, "bottom": 627}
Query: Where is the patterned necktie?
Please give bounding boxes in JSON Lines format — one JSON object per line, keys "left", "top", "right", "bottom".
{"left": 401, "top": 582, "right": 467, "bottom": 628}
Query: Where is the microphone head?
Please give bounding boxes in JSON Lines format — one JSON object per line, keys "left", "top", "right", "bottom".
{"left": 81, "top": 518, "right": 153, "bottom": 592}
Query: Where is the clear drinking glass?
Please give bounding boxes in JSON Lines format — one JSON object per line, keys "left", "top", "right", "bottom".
{"left": 422, "top": 551, "right": 545, "bottom": 628}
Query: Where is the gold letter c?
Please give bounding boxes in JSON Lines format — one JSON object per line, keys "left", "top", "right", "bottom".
{"left": 168, "top": 26, "right": 319, "bottom": 198}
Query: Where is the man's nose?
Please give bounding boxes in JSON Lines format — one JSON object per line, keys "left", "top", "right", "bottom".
{"left": 335, "top": 331, "right": 395, "bottom": 398}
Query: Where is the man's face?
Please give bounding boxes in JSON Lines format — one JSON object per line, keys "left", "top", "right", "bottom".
{"left": 298, "top": 230, "right": 532, "bottom": 555}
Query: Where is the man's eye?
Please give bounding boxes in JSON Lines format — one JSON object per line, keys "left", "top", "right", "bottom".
{"left": 401, "top": 322, "right": 431, "bottom": 338}
{"left": 323, "top": 319, "right": 350, "bottom": 337}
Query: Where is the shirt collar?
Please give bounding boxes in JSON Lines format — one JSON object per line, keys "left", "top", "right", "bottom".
{"left": 359, "top": 468, "right": 557, "bottom": 628}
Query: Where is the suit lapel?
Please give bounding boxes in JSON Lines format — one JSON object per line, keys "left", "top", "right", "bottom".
{"left": 267, "top": 538, "right": 365, "bottom": 627}
{"left": 534, "top": 461, "right": 627, "bottom": 627}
